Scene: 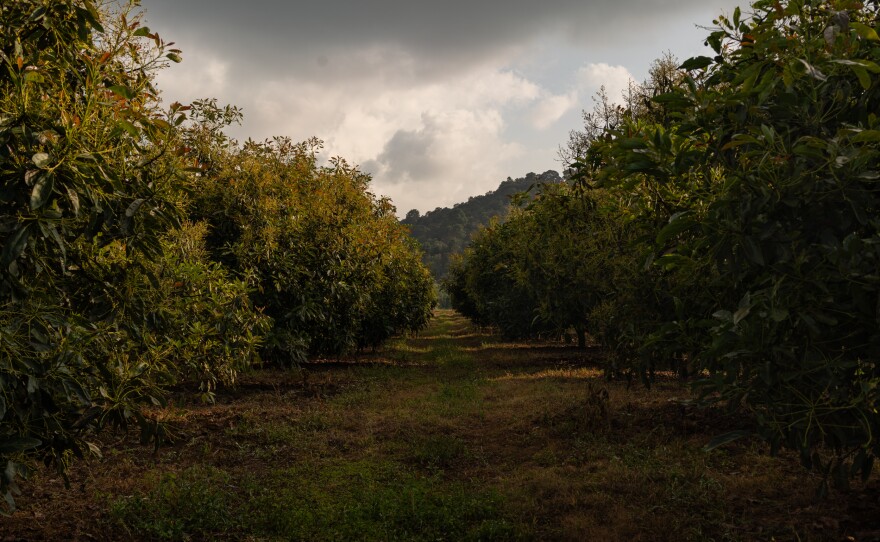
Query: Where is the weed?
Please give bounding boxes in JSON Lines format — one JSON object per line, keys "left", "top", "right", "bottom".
{"left": 247, "top": 461, "right": 523, "bottom": 541}
{"left": 429, "top": 344, "right": 475, "bottom": 371}
{"left": 535, "top": 380, "right": 611, "bottom": 439}
{"left": 110, "top": 466, "right": 237, "bottom": 540}
{"left": 409, "top": 434, "right": 469, "bottom": 471}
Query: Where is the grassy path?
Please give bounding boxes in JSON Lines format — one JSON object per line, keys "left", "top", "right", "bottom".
{"left": 5, "top": 310, "right": 876, "bottom": 541}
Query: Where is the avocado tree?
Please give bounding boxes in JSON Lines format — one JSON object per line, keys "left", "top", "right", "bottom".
{"left": 0, "top": 1, "right": 279, "bottom": 511}
{"left": 184, "top": 120, "right": 436, "bottom": 362}
{"left": 0, "top": 0, "right": 187, "bottom": 508}
{"left": 589, "top": 0, "right": 880, "bottom": 486}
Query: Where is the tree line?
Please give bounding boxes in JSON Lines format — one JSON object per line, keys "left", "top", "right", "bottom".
{"left": 446, "top": 0, "right": 880, "bottom": 492}
{"left": 0, "top": 0, "right": 435, "bottom": 509}
{"left": 401, "top": 170, "right": 562, "bottom": 280}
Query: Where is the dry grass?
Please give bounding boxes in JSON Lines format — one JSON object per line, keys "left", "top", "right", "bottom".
{"left": 4, "top": 310, "right": 879, "bottom": 541}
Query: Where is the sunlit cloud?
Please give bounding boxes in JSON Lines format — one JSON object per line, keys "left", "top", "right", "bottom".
{"left": 529, "top": 91, "right": 579, "bottom": 130}
{"left": 143, "top": 0, "right": 742, "bottom": 214}
{"left": 576, "top": 62, "right": 636, "bottom": 105}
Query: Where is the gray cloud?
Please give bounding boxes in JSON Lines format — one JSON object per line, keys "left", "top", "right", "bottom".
{"left": 141, "top": 0, "right": 727, "bottom": 80}
{"left": 374, "top": 118, "right": 443, "bottom": 184}
{"left": 140, "top": 0, "right": 742, "bottom": 214}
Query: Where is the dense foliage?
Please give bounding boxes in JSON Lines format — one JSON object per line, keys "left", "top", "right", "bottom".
{"left": 448, "top": 0, "right": 880, "bottom": 490}
{"left": 0, "top": 0, "right": 196, "bottom": 508}
{"left": 185, "top": 127, "right": 436, "bottom": 361}
{"left": 0, "top": 0, "right": 435, "bottom": 511}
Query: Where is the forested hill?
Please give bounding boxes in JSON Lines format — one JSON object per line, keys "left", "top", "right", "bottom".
{"left": 401, "top": 170, "right": 562, "bottom": 279}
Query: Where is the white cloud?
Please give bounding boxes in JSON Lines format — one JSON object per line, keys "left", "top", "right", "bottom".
{"left": 143, "top": 0, "right": 746, "bottom": 215}
{"left": 176, "top": 49, "right": 546, "bottom": 214}
{"left": 529, "top": 91, "right": 578, "bottom": 130}
{"left": 576, "top": 62, "right": 636, "bottom": 105}
{"left": 154, "top": 49, "right": 228, "bottom": 105}
{"left": 153, "top": 45, "right": 638, "bottom": 215}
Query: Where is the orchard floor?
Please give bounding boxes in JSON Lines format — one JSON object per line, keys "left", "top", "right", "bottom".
{"left": 4, "top": 310, "right": 880, "bottom": 541}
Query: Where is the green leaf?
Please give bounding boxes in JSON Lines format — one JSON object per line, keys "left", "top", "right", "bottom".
{"left": 742, "top": 237, "right": 764, "bottom": 265}
{"left": 98, "top": 166, "right": 124, "bottom": 192}
{"left": 66, "top": 187, "right": 80, "bottom": 217}
{"left": 852, "top": 130, "right": 880, "bottom": 143}
{"left": 721, "top": 134, "right": 759, "bottom": 150}
{"left": 851, "top": 21, "right": 880, "bottom": 41}
{"left": 121, "top": 199, "right": 147, "bottom": 234}
{"left": 29, "top": 173, "right": 54, "bottom": 210}
{"left": 79, "top": 1, "right": 105, "bottom": 33}
{"left": 0, "top": 437, "right": 42, "bottom": 454}
{"left": 27, "top": 6, "right": 47, "bottom": 23}
{"left": 679, "top": 56, "right": 713, "bottom": 71}
{"left": 23, "top": 71, "right": 44, "bottom": 84}
{"left": 734, "top": 61, "right": 765, "bottom": 89}
{"left": 656, "top": 212, "right": 696, "bottom": 245}
{"left": 833, "top": 58, "right": 880, "bottom": 74}
{"left": 733, "top": 306, "right": 750, "bottom": 325}
{"left": 47, "top": 224, "right": 66, "bottom": 265}
{"left": 852, "top": 66, "right": 871, "bottom": 90}
{"left": 618, "top": 138, "right": 648, "bottom": 150}
{"left": 655, "top": 253, "right": 692, "bottom": 270}
{"left": 125, "top": 198, "right": 146, "bottom": 218}
{"left": 652, "top": 92, "right": 693, "bottom": 107}
{"left": 769, "top": 308, "right": 789, "bottom": 322}
{"left": 108, "top": 85, "right": 135, "bottom": 100}
{"left": 783, "top": 61, "right": 796, "bottom": 89}
{"left": 166, "top": 52, "right": 182, "bottom": 63}
{"left": 117, "top": 120, "right": 139, "bottom": 138}
{"left": 132, "top": 26, "right": 152, "bottom": 37}
{"left": 706, "top": 31, "right": 724, "bottom": 54}
{"left": 1, "top": 225, "right": 31, "bottom": 267}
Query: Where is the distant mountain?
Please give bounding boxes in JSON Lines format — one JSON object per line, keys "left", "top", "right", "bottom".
{"left": 401, "top": 170, "right": 562, "bottom": 280}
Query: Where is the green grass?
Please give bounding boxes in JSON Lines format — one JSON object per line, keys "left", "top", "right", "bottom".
{"left": 45, "top": 310, "right": 866, "bottom": 542}
{"left": 408, "top": 433, "right": 470, "bottom": 471}
{"left": 248, "top": 461, "right": 520, "bottom": 542}
{"left": 110, "top": 466, "right": 237, "bottom": 540}
{"left": 108, "top": 313, "right": 526, "bottom": 541}
{"left": 110, "top": 460, "right": 523, "bottom": 541}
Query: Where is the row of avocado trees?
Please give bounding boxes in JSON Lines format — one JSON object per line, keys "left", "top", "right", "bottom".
{"left": 0, "top": 0, "right": 435, "bottom": 509}
{"left": 446, "top": 0, "right": 880, "bottom": 490}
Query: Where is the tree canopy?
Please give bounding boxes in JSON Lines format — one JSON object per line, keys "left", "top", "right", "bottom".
{"left": 448, "top": 0, "right": 880, "bottom": 490}
{"left": 0, "top": 0, "right": 435, "bottom": 511}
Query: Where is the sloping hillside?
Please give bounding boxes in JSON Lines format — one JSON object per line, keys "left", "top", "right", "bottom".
{"left": 402, "top": 170, "right": 562, "bottom": 279}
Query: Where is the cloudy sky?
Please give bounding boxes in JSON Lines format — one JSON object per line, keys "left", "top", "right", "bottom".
{"left": 140, "top": 0, "right": 741, "bottom": 215}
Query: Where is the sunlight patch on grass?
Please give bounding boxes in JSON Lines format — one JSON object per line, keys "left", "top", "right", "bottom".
{"left": 462, "top": 341, "right": 540, "bottom": 352}
{"left": 417, "top": 333, "right": 489, "bottom": 341}
{"left": 391, "top": 344, "right": 432, "bottom": 354}
{"left": 423, "top": 343, "right": 477, "bottom": 372}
